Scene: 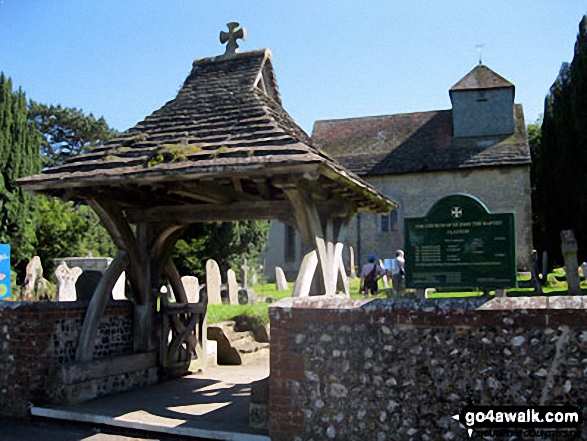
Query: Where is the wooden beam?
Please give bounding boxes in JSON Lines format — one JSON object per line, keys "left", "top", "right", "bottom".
{"left": 88, "top": 198, "right": 145, "bottom": 304}
{"left": 125, "top": 201, "right": 293, "bottom": 224}
{"left": 75, "top": 251, "right": 129, "bottom": 363}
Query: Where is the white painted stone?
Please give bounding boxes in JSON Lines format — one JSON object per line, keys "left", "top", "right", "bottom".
{"left": 293, "top": 251, "right": 318, "bottom": 297}
{"left": 227, "top": 269, "right": 239, "bottom": 305}
{"left": 181, "top": 275, "right": 200, "bottom": 303}
{"left": 206, "top": 259, "right": 222, "bottom": 305}
{"left": 112, "top": 272, "right": 126, "bottom": 300}
{"left": 55, "top": 262, "right": 83, "bottom": 302}
{"left": 275, "top": 266, "right": 288, "bottom": 291}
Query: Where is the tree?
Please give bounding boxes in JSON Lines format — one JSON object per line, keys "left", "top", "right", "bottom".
{"left": 35, "top": 197, "right": 117, "bottom": 279}
{"left": 172, "top": 221, "right": 270, "bottom": 279}
{"left": 0, "top": 73, "right": 42, "bottom": 278}
{"left": 534, "top": 15, "right": 587, "bottom": 264}
{"left": 29, "top": 102, "right": 117, "bottom": 167}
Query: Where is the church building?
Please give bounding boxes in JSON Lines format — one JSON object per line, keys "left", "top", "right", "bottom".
{"left": 262, "top": 63, "right": 532, "bottom": 280}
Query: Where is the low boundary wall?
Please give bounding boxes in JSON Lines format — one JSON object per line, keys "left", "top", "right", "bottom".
{"left": 0, "top": 300, "right": 157, "bottom": 417}
{"left": 269, "top": 296, "right": 587, "bottom": 440}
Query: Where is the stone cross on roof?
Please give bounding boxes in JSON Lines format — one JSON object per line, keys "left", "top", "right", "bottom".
{"left": 220, "top": 22, "right": 246, "bottom": 58}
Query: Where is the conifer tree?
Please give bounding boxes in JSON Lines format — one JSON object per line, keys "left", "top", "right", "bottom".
{"left": 0, "top": 73, "right": 42, "bottom": 276}
{"left": 535, "top": 15, "right": 587, "bottom": 263}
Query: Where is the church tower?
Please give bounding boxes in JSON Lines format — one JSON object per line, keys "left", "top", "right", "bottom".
{"left": 449, "top": 64, "right": 515, "bottom": 138}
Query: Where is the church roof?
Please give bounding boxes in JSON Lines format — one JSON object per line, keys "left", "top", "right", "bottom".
{"left": 311, "top": 104, "right": 530, "bottom": 177}
{"left": 450, "top": 64, "right": 514, "bottom": 93}
{"left": 18, "top": 49, "right": 395, "bottom": 213}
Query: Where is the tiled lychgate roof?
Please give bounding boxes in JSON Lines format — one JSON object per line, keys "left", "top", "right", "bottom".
{"left": 450, "top": 64, "right": 514, "bottom": 92}
{"left": 312, "top": 105, "right": 530, "bottom": 177}
{"left": 18, "top": 49, "right": 396, "bottom": 214}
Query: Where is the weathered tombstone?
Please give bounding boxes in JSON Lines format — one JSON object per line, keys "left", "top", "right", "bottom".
{"left": 181, "top": 275, "right": 200, "bottom": 303}
{"left": 53, "top": 256, "right": 126, "bottom": 301}
{"left": 75, "top": 270, "right": 102, "bottom": 303}
{"left": 240, "top": 259, "right": 250, "bottom": 288}
{"left": 206, "top": 259, "right": 222, "bottom": 305}
{"left": 293, "top": 251, "right": 318, "bottom": 297}
{"left": 349, "top": 246, "right": 356, "bottom": 280}
{"left": 23, "top": 256, "right": 44, "bottom": 300}
{"left": 275, "top": 266, "right": 288, "bottom": 290}
{"left": 582, "top": 262, "right": 587, "bottom": 281}
{"left": 405, "top": 194, "right": 516, "bottom": 290}
{"left": 55, "top": 262, "right": 83, "bottom": 302}
{"left": 227, "top": 269, "right": 239, "bottom": 305}
{"left": 112, "top": 272, "right": 126, "bottom": 300}
{"left": 379, "top": 259, "right": 390, "bottom": 288}
{"left": 561, "top": 230, "right": 581, "bottom": 295}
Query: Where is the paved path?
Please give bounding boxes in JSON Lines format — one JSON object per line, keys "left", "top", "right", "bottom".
{"left": 30, "top": 349, "right": 270, "bottom": 441}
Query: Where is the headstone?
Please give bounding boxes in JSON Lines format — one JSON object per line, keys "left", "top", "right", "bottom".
{"left": 227, "top": 269, "right": 239, "bottom": 305}
{"left": 75, "top": 270, "right": 102, "bottom": 303}
{"left": 23, "top": 256, "right": 44, "bottom": 300}
{"left": 181, "top": 275, "right": 200, "bottom": 303}
{"left": 55, "top": 262, "right": 83, "bottom": 302}
{"left": 112, "top": 272, "right": 126, "bottom": 300}
{"left": 581, "top": 262, "right": 587, "bottom": 281}
{"left": 349, "top": 246, "right": 356, "bottom": 280}
{"left": 379, "top": 259, "right": 390, "bottom": 288}
{"left": 53, "top": 256, "right": 126, "bottom": 301}
{"left": 240, "top": 259, "right": 250, "bottom": 288}
{"left": 561, "top": 230, "right": 581, "bottom": 295}
{"left": 293, "top": 251, "right": 318, "bottom": 297}
{"left": 206, "top": 259, "right": 222, "bottom": 305}
{"left": 275, "top": 266, "right": 288, "bottom": 291}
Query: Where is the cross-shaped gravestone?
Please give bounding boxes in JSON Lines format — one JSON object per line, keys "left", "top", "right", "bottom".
{"left": 220, "top": 22, "right": 246, "bottom": 58}
{"left": 240, "top": 259, "right": 250, "bottom": 288}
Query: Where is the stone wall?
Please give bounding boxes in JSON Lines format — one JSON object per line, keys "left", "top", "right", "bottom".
{"left": 269, "top": 296, "right": 587, "bottom": 440}
{"left": 0, "top": 300, "right": 153, "bottom": 417}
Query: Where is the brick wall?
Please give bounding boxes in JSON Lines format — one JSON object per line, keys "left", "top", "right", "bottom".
{"left": 269, "top": 296, "right": 587, "bottom": 440}
{"left": 0, "top": 301, "right": 134, "bottom": 417}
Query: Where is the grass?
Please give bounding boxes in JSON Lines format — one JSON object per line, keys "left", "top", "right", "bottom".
{"left": 205, "top": 268, "right": 587, "bottom": 325}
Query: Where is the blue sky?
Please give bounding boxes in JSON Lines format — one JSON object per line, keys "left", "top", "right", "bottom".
{"left": 1, "top": 1, "right": 585, "bottom": 134}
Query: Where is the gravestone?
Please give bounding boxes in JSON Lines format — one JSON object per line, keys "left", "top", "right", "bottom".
{"left": 206, "top": 259, "right": 222, "bottom": 305}
{"left": 55, "top": 262, "right": 83, "bottom": 302}
{"left": 275, "top": 267, "right": 288, "bottom": 290}
{"left": 181, "top": 276, "right": 200, "bottom": 303}
{"left": 227, "top": 269, "right": 239, "bottom": 305}
{"left": 53, "top": 256, "right": 126, "bottom": 300}
{"left": 582, "top": 262, "right": 587, "bottom": 281}
{"left": 240, "top": 259, "right": 250, "bottom": 288}
{"left": 349, "top": 246, "right": 356, "bottom": 280}
{"left": 405, "top": 194, "right": 516, "bottom": 289}
{"left": 75, "top": 270, "right": 103, "bottom": 303}
{"left": 23, "top": 256, "right": 47, "bottom": 300}
{"left": 561, "top": 230, "right": 581, "bottom": 295}
{"left": 293, "top": 251, "right": 318, "bottom": 297}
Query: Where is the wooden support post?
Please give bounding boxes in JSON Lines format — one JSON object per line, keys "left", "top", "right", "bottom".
{"left": 281, "top": 185, "right": 352, "bottom": 296}
{"left": 75, "top": 251, "right": 129, "bottom": 363}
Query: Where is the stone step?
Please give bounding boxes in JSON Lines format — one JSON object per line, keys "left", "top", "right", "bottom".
{"left": 207, "top": 320, "right": 269, "bottom": 365}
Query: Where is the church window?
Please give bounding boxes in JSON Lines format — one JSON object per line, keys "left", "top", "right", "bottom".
{"left": 380, "top": 211, "right": 399, "bottom": 233}
{"left": 284, "top": 224, "right": 296, "bottom": 262}
{"left": 477, "top": 91, "right": 488, "bottom": 102}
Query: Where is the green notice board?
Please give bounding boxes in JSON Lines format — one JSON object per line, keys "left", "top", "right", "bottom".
{"left": 405, "top": 194, "right": 516, "bottom": 288}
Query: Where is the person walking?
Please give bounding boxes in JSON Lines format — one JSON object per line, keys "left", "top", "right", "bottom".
{"left": 360, "top": 254, "right": 386, "bottom": 298}
{"left": 390, "top": 250, "right": 405, "bottom": 297}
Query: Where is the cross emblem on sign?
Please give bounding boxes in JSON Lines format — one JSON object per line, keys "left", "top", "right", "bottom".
{"left": 220, "top": 22, "right": 246, "bottom": 58}
{"left": 451, "top": 206, "right": 463, "bottom": 218}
